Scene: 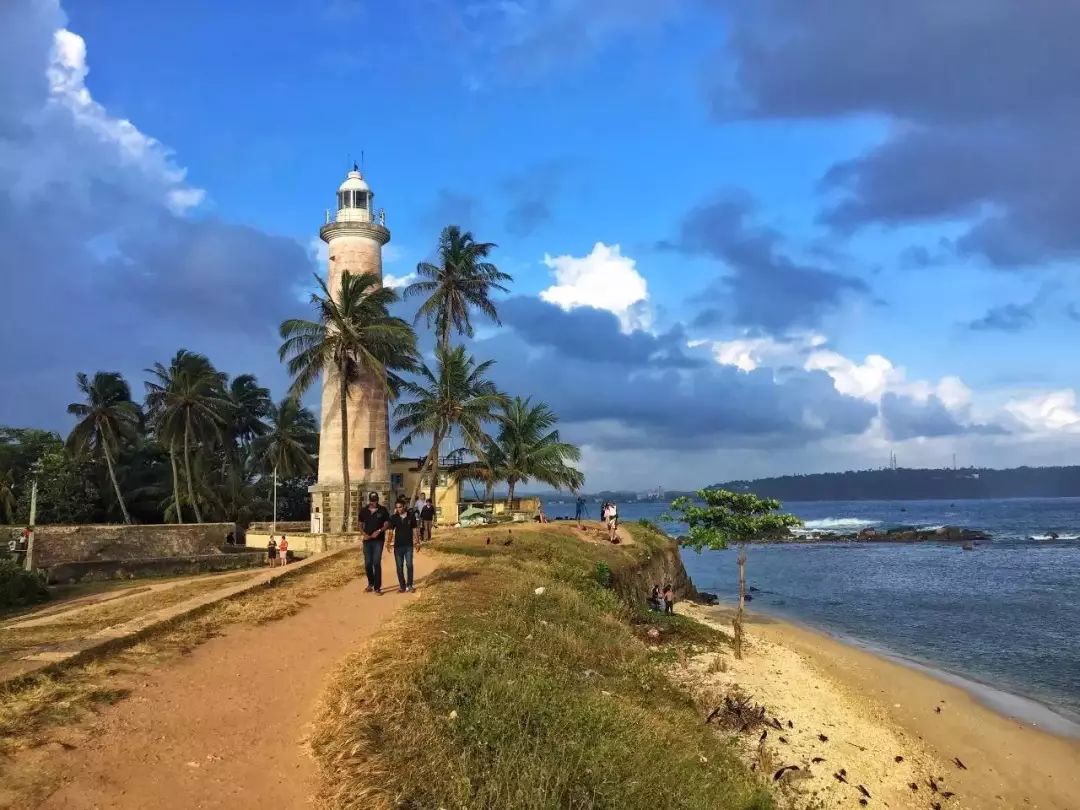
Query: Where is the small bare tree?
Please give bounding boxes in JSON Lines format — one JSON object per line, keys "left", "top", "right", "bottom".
{"left": 668, "top": 489, "right": 800, "bottom": 659}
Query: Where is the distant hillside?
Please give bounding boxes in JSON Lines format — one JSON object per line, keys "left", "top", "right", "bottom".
{"left": 712, "top": 466, "right": 1080, "bottom": 501}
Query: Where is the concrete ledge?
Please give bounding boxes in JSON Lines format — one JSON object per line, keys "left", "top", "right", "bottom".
{"left": 1, "top": 542, "right": 360, "bottom": 688}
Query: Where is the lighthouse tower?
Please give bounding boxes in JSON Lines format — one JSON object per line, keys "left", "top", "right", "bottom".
{"left": 309, "top": 167, "right": 391, "bottom": 533}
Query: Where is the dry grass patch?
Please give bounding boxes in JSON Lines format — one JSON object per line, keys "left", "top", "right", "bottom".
{"left": 0, "top": 552, "right": 359, "bottom": 761}
{"left": 313, "top": 532, "right": 773, "bottom": 810}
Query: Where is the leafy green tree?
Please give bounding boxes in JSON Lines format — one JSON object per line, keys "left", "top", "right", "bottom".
{"left": 667, "top": 489, "right": 801, "bottom": 659}
{"left": 279, "top": 272, "right": 418, "bottom": 531}
{"left": 405, "top": 225, "right": 512, "bottom": 351}
{"left": 393, "top": 345, "right": 507, "bottom": 503}
{"left": 66, "top": 371, "right": 142, "bottom": 525}
{"left": 0, "top": 468, "right": 15, "bottom": 524}
{"left": 490, "top": 397, "right": 583, "bottom": 506}
{"left": 144, "top": 351, "right": 228, "bottom": 524}
{"left": 15, "top": 444, "right": 99, "bottom": 525}
{"left": 254, "top": 396, "right": 318, "bottom": 479}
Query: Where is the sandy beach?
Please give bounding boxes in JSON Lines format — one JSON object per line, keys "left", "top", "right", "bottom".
{"left": 675, "top": 603, "right": 1080, "bottom": 810}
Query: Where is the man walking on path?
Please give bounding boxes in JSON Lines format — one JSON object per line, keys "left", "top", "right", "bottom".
{"left": 575, "top": 495, "right": 585, "bottom": 528}
{"left": 420, "top": 498, "right": 436, "bottom": 542}
{"left": 360, "top": 492, "right": 391, "bottom": 594}
{"left": 389, "top": 497, "right": 418, "bottom": 592}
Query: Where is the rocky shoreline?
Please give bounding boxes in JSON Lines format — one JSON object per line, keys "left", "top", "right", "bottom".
{"left": 676, "top": 524, "right": 989, "bottom": 546}
{"left": 798, "top": 524, "right": 988, "bottom": 543}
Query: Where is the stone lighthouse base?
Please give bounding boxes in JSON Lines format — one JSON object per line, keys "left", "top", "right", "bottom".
{"left": 308, "top": 481, "right": 390, "bottom": 535}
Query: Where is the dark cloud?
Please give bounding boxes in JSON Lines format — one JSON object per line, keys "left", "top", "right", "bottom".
{"left": 0, "top": 2, "right": 312, "bottom": 430}
{"left": 664, "top": 193, "right": 869, "bottom": 332}
{"left": 502, "top": 161, "right": 570, "bottom": 236}
{"left": 715, "top": 0, "right": 1080, "bottom": 266}
{"left": 422, "top": 188, "right": 482, "bottom": 232}
{"left": 967, "top": 302, "right": 1036, "bottom": 334}
{"left": 499, "top": 297, "right": 703, "bottom": 368}
{"left": 880, "top": 393, "right": 1007, "bottom": 441}
{"left": 470, "top": 327, "right": 875, "bottom": 452}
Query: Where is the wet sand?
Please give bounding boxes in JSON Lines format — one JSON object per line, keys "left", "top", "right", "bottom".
{"left": 677, "top": 604, "right": 1080, "bottom": 809}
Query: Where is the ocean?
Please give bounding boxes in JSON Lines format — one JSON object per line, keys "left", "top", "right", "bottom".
{"left": 541, "top": 496, "right": 1080, "bottom": 729}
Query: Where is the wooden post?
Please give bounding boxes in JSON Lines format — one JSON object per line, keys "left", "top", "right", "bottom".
{"left": 734, "top": 543, "right": 746, "bottom": 659}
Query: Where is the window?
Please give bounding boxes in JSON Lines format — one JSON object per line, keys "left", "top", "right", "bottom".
{"left": 338, "top": 191, "right": 348, "bottom": 209}
{"left": 363, "top": 448, "right": 374, "bottom": 469}
{"left": 390, "top": 473, "right": 404, "bottom": 488}
{"left": 355, "top": 191, "right": 369, "bottom": 210}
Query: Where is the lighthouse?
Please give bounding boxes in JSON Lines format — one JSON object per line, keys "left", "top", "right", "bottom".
{"left": 309, "top": 167, "right": 391, "bottom": 533}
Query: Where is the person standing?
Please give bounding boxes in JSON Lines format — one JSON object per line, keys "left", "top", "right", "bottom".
{"left": 389, "top": 497, "right": 418, "bottom": 592}
{"left": 606, "top": 502, "right": 619, "bottom": 543}
{"left": 266, "top": 536, "right": 278, "bottom": 568}
{"left": 420, "top": 498, "right": 436, "bottom": 543}
{"left": 663, "top": 583, "right": 674, "bottom": 614}
{"left": 278, "top": 535, "right": 289, "bottom": 566}
{"left": 360, "top": 492, "right": 391, "bottom": 594}
{"left": 574, "top": 495, "right": 585, "bottom": 528}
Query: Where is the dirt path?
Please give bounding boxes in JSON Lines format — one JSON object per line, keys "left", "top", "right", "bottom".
{"left": 19, "top": 550, "right": 436, "bottom": 810}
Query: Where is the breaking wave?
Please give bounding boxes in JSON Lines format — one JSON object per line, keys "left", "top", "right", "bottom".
{"left": 800, "top": 517, "right": 882, "bottom": 530}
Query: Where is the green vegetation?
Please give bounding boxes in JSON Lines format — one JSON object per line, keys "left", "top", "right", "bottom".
{"left": 312, "top": 525, "right": 773, "bottom": 810}
{"left": 668, "top": 490, "right": 800, "bottom": 658}
{"left": 279, "top": 271, "right": 419, "bottom": 531}
{"left": 0, "top": 561, "right": 48, "bottom": 610}
{"left": 393, "top": 345, "right": 507, "bottom": 503}
{"left": 485, "top": 397, "right": 584, "bottom": 506}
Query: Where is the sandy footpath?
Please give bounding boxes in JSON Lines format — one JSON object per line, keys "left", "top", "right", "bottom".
{"left": 3, "top": 549, "right": 437, "bottom": 810}
{"left": 677, "top": 604, "right": 1080, "bottom": 810}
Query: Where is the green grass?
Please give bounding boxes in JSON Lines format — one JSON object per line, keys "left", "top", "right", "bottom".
{"left": 312, "top": 527, "right": 773, "bottom": 810}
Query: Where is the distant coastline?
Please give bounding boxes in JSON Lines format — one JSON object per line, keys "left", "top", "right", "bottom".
{"left": 713, "top": 465, "right": 1080, "bottom": 501}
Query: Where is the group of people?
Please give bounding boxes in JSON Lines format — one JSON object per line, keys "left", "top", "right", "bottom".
{"left": 649, "top": 583, "right": 675, "bottom": 614}
{"left": 358, "top": 492, "right": 435, "bottom": 595}
{"left": 265, "top": 535, "right": 289, "bottom": 567}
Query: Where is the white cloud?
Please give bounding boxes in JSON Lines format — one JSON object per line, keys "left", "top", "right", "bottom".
{"left": 695, "top": 332, "right": 826, "bottom": 372}
{"left": 44, "top": 29, "right": 204, "bottom": 213}
{"left": 540, "top": 242, "right": 651, "bottom": 332}
{"left": 1004, "top": 390, "right": 1080, "bottom": 433}
{"left": 383, "top": 272, "right": 416, "bottom": 289}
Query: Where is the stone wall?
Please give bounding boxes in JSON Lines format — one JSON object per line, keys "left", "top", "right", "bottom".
{"left": 24, "top": 523, "right": 235, "bottom": 568}
{"left": 45, "top": 551, "right": 264, "bottom": 585}
{"left": 247, "top": 521, "right": 310, "bottom": 534}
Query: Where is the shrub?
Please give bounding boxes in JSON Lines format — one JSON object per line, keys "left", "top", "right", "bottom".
{"left": 0, "top": 559, "right": 49, "bottom": 609}
{"left": 594, "top": 561, "right": 613, "bottom": 588}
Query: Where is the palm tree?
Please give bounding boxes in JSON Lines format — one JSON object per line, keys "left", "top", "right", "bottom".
{"left": 66, "top": 371, "right": 142, "bottom": 524}
{"left": 405, "top": 225, "right": 512, "bottom": 351}
{"left": 144, "top": 351, "right": 228, "bottom": 524}
{"left": 225, "top": 374, "right": 271, "bottom": 450}
{"left": 0, "top": 468, "right": 16, "bottom": 524}
{"left": 393, "top": 345, "right": 507, "bottom": 503}
{"left": 254, "top": 396, "right": 318, "bottom": 480}
{"left": 279, "top": 272, "right": 418, "bottom": 532}
{"left": 491, "top": 397, "right": 583, "bottom": 506}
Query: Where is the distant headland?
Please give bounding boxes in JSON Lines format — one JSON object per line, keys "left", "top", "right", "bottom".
{"left": 712, "top": 465, "right": 1080, "bottom": 502}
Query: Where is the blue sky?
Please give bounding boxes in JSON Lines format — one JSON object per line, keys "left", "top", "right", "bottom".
{"left": 3, "top": 0, "right": 1080, "bottom": 489}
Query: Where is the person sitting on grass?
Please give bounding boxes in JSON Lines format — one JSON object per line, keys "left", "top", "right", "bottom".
{"left": 266, "top": 537, "right": 277, "bottom": 568}
{"left": 648, "top": 585, "right": 662, "bottom": 612}
{"left": 389, "top": 496, "right": 419, "bottom": 593}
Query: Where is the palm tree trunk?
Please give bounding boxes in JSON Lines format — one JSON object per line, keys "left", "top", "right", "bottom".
{"left": 101, "top": 440, "right": 132, "bottom": 525}
{"left": 427, "top": 430, "right": 444, "bottom": 504}
{"left": 169, "top": 443, "right": 184, "bottom": 524}
{"left": 484, "top": 479, "right": 493, "bottom": 506}
{"left": 410, "top": 442, "right": 438, "bottom": 503}
{"left": 734, "top": 544, "right": 747, "bottom": 660}
{"left": 339, "top": 372, "right": 351, "bottom": 533}
{"left": 183, "top": 412, "right": 204, "bottom": 523}
{"left": 506, "top": 478, "right": 516, "bottom": 509}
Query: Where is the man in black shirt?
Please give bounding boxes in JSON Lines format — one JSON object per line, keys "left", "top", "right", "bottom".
{"left": 360, "top": 491, "right": 390, "bottom": 594}
{"left": 420, "top": 498, "right": 436, "bottom": 542}
{"left": 389, "top": 497, "right": 418, "bottom": 592}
